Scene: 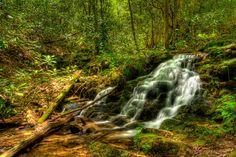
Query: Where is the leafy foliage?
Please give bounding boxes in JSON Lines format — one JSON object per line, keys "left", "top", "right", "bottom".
{"left": 40, "top": 55, "right": 57, "bottom": 69}
{"left": 0, "top": 40, "right": 5, "bottom": 49}
{"left": 214, "top": 94, "right": 236, "bottom": 134}
{"left": 133, "top": 125, "right": 156, "bottom": 153}
{"left": 0, "top": 97, "right": 16, "bottom": 119}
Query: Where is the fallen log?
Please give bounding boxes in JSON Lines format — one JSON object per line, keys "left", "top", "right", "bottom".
{"left": 0, "top": 86, "right": 116, "bottom": 157}
{"left": 38, "top": 71, "right": 81, "bottom": 123}
{"left": 222, "top": 43, "right": 236, "bottom": 50}
{"left": 0, "top": 116, "right": 73, "bottom": 157}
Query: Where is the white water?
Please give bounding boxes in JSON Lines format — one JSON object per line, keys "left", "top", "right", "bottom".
{"left": 76, "top": 55, "right": 201, "bottom": 133}
{"left": 121, "top": 54, "right": 201, "bottom": 129}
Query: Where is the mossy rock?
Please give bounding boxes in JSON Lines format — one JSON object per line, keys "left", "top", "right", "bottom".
{"left": 117, "top": 77, "right": 147, "bottom": 107}
{"left": 200, "top": 40, "right": 227, "bottom": 51}
{"left": 110, "top": 115, "right": 130, "bottom": 126}
{"left": 123, "top": 65, "right": 141, "bottom": 81}
{"left": 105, "top": 102, "right": 122, "bottom": 114}
{"left": 139, "top": 135, "right": 193, "bottom": 156}
{"left": 139, "top": 100, "right": 164, "bottom": 121}
{"left": 152, "top": 139, "right": 192, "bottom": 157}
{"left": 217, "top": 58, "right": 236, "bottom": 81}
{"left": 89, "top": 142, "right": 130, "bottom": 157}
{"left": 159, "top": 119, "right": 184, "bottom": 131}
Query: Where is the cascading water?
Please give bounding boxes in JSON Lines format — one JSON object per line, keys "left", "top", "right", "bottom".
{"left": 121, "top": 54, "right": 201, "bottom": 129}
{"left": 68, "top": 54, "right": 201, "bottom": 137}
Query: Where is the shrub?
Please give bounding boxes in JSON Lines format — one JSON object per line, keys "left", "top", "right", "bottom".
{"left": 0, "top": 97, "right": 16, "bottom": 120}
{"left": 214, "top": 94, "right": 236, "bottom": 134}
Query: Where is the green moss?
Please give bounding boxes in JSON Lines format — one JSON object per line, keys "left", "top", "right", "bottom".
{"left": 149, "top": 137, "right": 193, "bottom": 156}
{"left": 0, "top": 97, "right": 16, "bottom": 119}
{"left": 220, "top": 58, "right": 236, "bottom": 67}
{"left": 160, "top": 119, "right": 184, "bottom": 131}
{"left": 89, "top": 142, "right": 129, "bottom": 157}
{"left": 227, "top": 149, "right": 236, "bottom": 157}
{"left": 193, "top": 139, "right": 206, "bottom": 146}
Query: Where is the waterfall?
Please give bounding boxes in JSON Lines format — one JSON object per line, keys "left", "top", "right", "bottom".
{"left": 71, "top": 54, "right": 201, "bottom": 132}
{"left": 121, "top": 54, "right": 201, "bottom": 129}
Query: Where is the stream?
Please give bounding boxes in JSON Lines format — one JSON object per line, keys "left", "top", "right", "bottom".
{"left": 76, "top": 54, "right": 202, "bottom": 137}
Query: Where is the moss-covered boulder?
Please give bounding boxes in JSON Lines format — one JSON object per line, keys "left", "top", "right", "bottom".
{"left": 133, "top": 130, "right": 193, "bottom": 157}
{"left": 89, "top": 142, "right": 130, "bottom": 157}
{"left": 139, "top": 100, "right": 165, "bottom": 121}
{"left": 149, "top": 137, "right": 193, "bottom": 157}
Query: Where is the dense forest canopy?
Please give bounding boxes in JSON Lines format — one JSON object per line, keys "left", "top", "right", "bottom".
{"left": 0, "top": 0, "right": 236, "bottom": 157}
{"left": 1, "top": 0, "right": 235, "bottom": 53}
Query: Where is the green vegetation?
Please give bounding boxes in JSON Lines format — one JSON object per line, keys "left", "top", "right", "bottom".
{"left": 0, "top": 0, "right": 235, "bottom": 156}
{"left": 89, "top": 142, "right": 129, "bottom": 157}
{"left": 214, "top": 94, "right": 236, "bottom": 135}
{"left": 0, "top": 97, "right": 15, "bottom": 120}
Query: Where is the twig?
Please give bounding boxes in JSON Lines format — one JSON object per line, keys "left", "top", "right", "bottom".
{"left": 51, "top": 86, "right": 116, "bottom": 121}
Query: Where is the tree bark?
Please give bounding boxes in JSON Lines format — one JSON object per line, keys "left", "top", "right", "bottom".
{"left": 0, "top": 117, "right": 73, "bottom": 157}
{"left": 128, "top": 0, "right": 139, "bottom": 52}
{"left": 92, "top": 0, "right": 100, "bottom": 54}
{"left": 163, "top": 0, "right": 172, "bottom": 49}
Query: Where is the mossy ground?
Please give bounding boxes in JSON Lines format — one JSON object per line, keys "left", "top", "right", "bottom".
{"left": 0, "top": 35, "right": 235, "bottom": 156}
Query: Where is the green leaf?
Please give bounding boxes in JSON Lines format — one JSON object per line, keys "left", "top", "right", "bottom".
{"left": 0, "top": 40, "right": 5, "bottom": 49}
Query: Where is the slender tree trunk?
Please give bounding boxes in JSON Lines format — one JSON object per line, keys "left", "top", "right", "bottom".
{"left": 99, "top": 0, "right": 107, "bottom": 50}
{"left": 163, "top": 0, "right": 173, "bottom": 49}
{"left": 92, "top": 0, "right": 100, "bottom": 54}
{"left": 172, "top": 0, "right": 182, "bottom": 47}
{"left": 128, "top": 0, "right": 139, "bottom": 52}
{"left": 163, "top": 0, "right": 169, "bottom": 48}
{"left": 151, "top": 18, "right": 155, "bottom": 48}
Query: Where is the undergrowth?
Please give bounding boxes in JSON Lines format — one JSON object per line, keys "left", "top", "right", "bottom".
{"left": 0, "top": 97, "right": 16, "bottom": 120}
{"left": 213, "top": 94, "right": 236, "bottom": 135}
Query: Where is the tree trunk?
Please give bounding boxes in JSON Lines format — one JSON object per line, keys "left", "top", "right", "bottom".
{"left": 92, "top": 0, "right": 100, "bottom": 54}
{"left": 163, "top": 0, "right": 172, "bottom": 49}
{"left": 128, "top": 0, "right": 139, "bottom": 52}
{"left": 151, "top": 18, "right": 155, "bottom": 48}
{"left": 0, "top": 116, "right": 74, "bottom": 157}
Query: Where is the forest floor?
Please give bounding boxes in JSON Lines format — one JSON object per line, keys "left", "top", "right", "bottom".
{"left": 0, "top": 34, "right": 235, "bottom": 156}
{"left": 0, "top": 121, "right": 235, "bottom": 157}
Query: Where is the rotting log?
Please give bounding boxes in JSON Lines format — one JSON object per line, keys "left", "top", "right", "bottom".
{"left": 222, "top": 43, "right": 236, "bottom": 50}
{"left": 0, "top": 86, "right": 116, "bottom": 157}
{"left": 0, "top": 116, "right": 74, "bottom": 157}
{"left": 38, "top": 71, "right": 81, "bottom": 123}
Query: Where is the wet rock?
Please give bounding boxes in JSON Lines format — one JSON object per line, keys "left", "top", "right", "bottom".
{"left": 62, "top": 103, "right": 80, "bottom": 113}
{"left": 139, "top": 100, "right": 164, "bottom": 121}
{"left": 123, "top": 122, "right": 140, "bottom": 130}
{"left": 84, "top": 127, "right": 96, "bottom": 134}
{"left": 149, "top": 137, "right": 193, "bottom": 157}
{"left": 89, "top": 142, "right": 130, "bottom": 157}
{"left": 68, "top": 125, "right": 82, "bottom": 134}
{"left": 146, "top": 88, "right": 160, "bottom": 100}
{"left": 111, "top": 116, "right": 129, "bottom": 126}
{"left": 159, "top": 119, "right": 183, "bottom": 131}
{"left": 104, "top": 102, "right": 122, "bottom": 114}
